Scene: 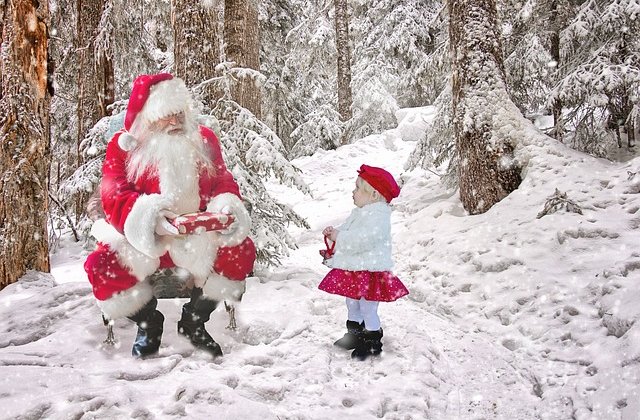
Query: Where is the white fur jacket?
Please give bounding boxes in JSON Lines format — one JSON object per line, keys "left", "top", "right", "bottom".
{"left": 325, "top": 201, "right": 394, "bottom": 272}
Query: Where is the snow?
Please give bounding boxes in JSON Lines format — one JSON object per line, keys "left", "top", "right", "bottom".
{"left": 2, "top": 106, "right": 640, "bottom": 418}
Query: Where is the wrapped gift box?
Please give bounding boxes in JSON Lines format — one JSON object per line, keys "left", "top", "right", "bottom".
{"left": 170, "top": 212, "right": 234, "bottom": 234}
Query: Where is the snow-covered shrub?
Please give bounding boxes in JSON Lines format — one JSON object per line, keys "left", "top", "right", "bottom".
{"left": 212, "top": 100, "right": 311, "bottom": 266}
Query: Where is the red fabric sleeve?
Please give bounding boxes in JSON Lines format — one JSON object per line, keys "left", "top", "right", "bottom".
{"left": 100, "top": 132, "right": 140, "bottom": 233}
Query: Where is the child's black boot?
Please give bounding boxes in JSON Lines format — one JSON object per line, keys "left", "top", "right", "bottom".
{"left": 351, "top": 328, "right": 383, "bottom": 361}
{"left": 334, "top": 320, "right": 364, "bottom": 349}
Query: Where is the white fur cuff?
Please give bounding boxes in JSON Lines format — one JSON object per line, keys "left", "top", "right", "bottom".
{"left": 206, "top": 193, "right": 251, "bottom": 247}
{"left": 98, "top": 282, "right": 154, "bottom": 320}
{"left": 124, "top": 194, "right": 172, "bottom": 258}
{"left": 202, "top": 272, "right": 246, "bottom": 302}
{"left": 90, "top": 219, "right": 161, "bottom": 281}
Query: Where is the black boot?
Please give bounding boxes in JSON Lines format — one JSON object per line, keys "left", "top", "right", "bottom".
{"left": 334, "top": 320, "right": 364, "bottom": 350}
{"left": 128, "top": 298, "right": 164, "bottom": 357}
{"left": 177, "top": 287, "right": 223, "bottom": 357}
{"left": 351, "top": 328, "right": 383, "bottom": 361}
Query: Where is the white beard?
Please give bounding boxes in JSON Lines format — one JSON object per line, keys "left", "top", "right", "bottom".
{"left": 126, "top": 128, "right": 213, "bottom": 215}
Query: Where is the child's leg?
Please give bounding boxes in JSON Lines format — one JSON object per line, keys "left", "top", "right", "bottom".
{"left": 351, "top": 298, "right": 383, "bottom": 360}
{"left": 358, "top": 298, "right": 380, "bottom": 331}
{"left": 334, "top": 298, "right": 365, "bottom": 349}
{"left": 346, "top": 297, "right": 364, "bottom": 323}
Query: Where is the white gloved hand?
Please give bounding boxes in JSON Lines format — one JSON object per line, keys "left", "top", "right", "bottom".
{"left": 217, "top": 205, "right": 238, "bottom": 234}
{"left": 155, "top": 210, "right": 179, "bottom": 236}
{"left": 207, "top": 193, "right": 251, "bottom": 247}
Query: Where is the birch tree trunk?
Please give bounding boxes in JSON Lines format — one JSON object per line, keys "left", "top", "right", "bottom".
{"left": 171, "top": 0, "right": 222, "bottom": 108}
{"left": 449, "top": 0, "right": 522, "bottom": 215}
{"left": 224, "top": 0, "right": 262, "bottom": 118}
{"left": 0, "top": 0, "right": 51, "bottom": 289}
{"left": 335, "top": 0, "right": 353, "bottom": 132}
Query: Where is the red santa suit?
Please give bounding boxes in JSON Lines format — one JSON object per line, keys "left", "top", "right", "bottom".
{"left": 84, "top": 74, "right": 255, "bottom": 321}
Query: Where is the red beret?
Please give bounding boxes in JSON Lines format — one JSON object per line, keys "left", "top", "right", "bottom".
{"left": 357, "top": 164, "right": 400, "bottom": 203}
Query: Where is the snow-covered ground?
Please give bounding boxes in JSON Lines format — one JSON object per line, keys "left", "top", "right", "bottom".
{"left": 2, "top": 106, "right": 640, "bottom": 419}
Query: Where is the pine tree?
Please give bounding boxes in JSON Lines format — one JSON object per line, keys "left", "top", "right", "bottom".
{"left": 288, "top": 105, "right": 342, "bottom": 159}
{"left": 405, "top": 86, "right": 457, "bottom": 188}
{"left": 0, "top": 0, "right": 52, "bottom": 289}
{"left": 501, "top": 0, "right": 578, "bottom": 140}
{"left": 282, "top": 0, "right": 339, "bottom": 154}
{"left": 211, "top": 99, "right": 311, "bottom": 265}
{"left": 550, "top": 0, "right": 640, "bottom": 154}
{"left": 349, "top": 0, "right": 446, "bottom": 139}
{"left": 259, "top": 0, "right": 306, "bottom": 151}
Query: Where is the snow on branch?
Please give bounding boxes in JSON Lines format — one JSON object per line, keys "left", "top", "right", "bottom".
{"left": 537, "top": 189, "right": 583, "bottom": 219}
{"left": 211, "top": 99, "right": 311, "bottom": 266}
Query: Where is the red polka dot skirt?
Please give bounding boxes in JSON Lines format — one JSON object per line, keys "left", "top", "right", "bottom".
{"left": 319, "top": 269, "right": 409, "bottom": 302}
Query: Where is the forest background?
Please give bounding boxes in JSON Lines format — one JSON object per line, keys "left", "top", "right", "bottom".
{"left": 0, "top": 0, "right": 638, "bottom": 289}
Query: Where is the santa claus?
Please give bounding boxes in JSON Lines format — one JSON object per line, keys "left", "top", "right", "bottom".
{"left": 84, "top": 73, "right": 255, "bottom": 358}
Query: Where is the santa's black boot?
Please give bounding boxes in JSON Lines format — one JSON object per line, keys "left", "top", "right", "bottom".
{"left": 128, "top": 297, "right": 164, "bottom": 358}
{"left": 351, "top": 328, "right": 383, "bottom": 361}
{"left": 177, "top": 287, "right": 223, "bottom": 357}
{"left": 334, "top": 320, "right": 364, "bottom": 350}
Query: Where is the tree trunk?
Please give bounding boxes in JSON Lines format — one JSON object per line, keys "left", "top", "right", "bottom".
{"left": 550, "top": 0, "right": 563, "bottom": 141}
{"left": 0, "top": 0, "right": 51, "bottom": 289}
{"left": 449, "top": 0, "right": 522, "bottom": 215}
{"left": 335, "top": 0, "right": 353, "bottom": 131}
{"left": 224, "top": 0, "right": 262, "bottom": 118}
{"left": 75, "top": 0, "right": 112, "bottom": 216}
{"left": 172, "top": 0, "right": 222, "bottom": 108}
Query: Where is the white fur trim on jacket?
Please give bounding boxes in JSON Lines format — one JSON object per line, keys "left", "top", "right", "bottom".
{"left": 324, "top": 202, "right": 395, "bottom": 272}
{"left": 98, "top": 281, "right": 154, "bottom": 320}
{"left": 169, "top": 233, "right": 218, "bottom": 287}
{"left": 90, "top": 219, "right": 161, "bottom": 281}
{"left": 206, "top": 193, "right": 251, "bottom": 248}
{"left": 124, "top": 194, "right": 172, "bottom": 258}
{"left": 202, "top": 272, "right": 246, "bottom": 302}
{"left": 139, "top": 78, "right": 192, "bottom": 124}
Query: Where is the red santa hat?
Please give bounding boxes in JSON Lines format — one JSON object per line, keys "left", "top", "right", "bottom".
{"left": 357, "top": 164, "right": 401, "bottom": 203}
{"left": 118, "top": 73, "right": 193, "bottom": 151}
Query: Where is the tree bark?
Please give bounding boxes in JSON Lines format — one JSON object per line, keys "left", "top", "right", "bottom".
{"left": 335, "top": 0, "right": 353, "bottom": 130}
{"left": 75, "top": 0, "right": 112, "bottom": 216}
{"left": 172, "top": 0, "right": 222, "bottom": 108}
{"left": 449, "top": 0, "right": 521, "bottom": 215}
{"left": 0, "top": 0, "right": 51, "bottom": 289}
{"left": 224, "top": 0, "right": 262, "bottom": 118}
{"left": 549, "top": 0, "right": 563, "bottom": 141}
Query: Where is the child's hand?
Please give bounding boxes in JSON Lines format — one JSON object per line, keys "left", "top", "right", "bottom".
{"left": 323, "top": 226, "right": 337, "bottom": 241}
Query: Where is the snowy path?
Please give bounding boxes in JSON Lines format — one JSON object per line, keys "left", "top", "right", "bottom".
{"left": 0, "top": 266, "right": 542, "bottom": 420}
{"left": 8, "top": 107, "right": 638, "bottom": 418}
{"left": 0, "top": 119, "right": 543, "bottom": 419}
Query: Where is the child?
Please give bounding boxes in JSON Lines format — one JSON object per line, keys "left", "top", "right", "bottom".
{"left": 318, "top": 164, "right": 409, "bottom": 360}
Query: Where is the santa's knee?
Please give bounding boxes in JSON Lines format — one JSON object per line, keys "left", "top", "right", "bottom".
{"left": 85, "top": 243, "right": 161, "bottom": 318}
{"left": 214, "top": 237, "right": 257, "bottom": 278}
{"left": 98, "top": 281, "right": 156, "bottom": 321}
{"left": 202, "top": 272, "right": 246, "bottom": 302}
